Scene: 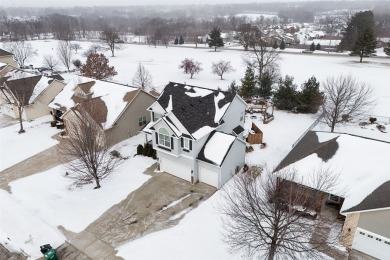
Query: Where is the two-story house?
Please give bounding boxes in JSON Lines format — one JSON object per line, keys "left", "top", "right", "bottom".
{"left": 143, "top": 82, "right": 247, "bottom": 188}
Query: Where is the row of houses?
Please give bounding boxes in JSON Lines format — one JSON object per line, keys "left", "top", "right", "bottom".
{"left": 0, "top": 48, "right": 388, "bottom": 259}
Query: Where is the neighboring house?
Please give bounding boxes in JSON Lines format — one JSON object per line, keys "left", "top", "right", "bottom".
{"left": 0, "top": 70, "right": 65, "bottom": 120}
{"left": 0, "top": 62, "right": 17, "bottom": 78}
{"left": 275, "top": 131, "right": 390, "bottom": 258}
{"left": 341, "top": 182, "right": 390, "bottom": 259}
{"left": 143, "top": 82, "right": 247, "bottom": 188}
{"left": 0, "top": 48, "right": 17, "bottom": 67}
{"left": 49, "top": 76, "right": 156, "bottom": 145}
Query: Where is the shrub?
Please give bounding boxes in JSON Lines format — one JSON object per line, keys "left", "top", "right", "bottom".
{"left": 137, "top": 144, "right": 143, "bottom": 155}
{"left": 369, "top": 117, "right": 377, "bottom": 124}
{"left": 50, "top": 121, "right": 57, "bottom": 127}
{"left": 147, "top": 146, "right": 154, "bottom": 157}
{"left": 110, "top": 150, "right": 121, "bottom": 158}
{"left": 142, "top": 144, "right": 150, "bottom": 156}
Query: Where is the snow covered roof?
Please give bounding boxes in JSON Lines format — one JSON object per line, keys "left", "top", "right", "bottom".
{"left": 4, "top": 74, "right": 54, "bottom": 106}
{"left": 153, "top": 82, "right": 235, "bottom": 139}
{"left": 0, "top": 48, "right": 13, "bottom": 57}
{"left": 49, "top": 76, "right": 140, "bottom": 129}
{"left": 197, "top": 131, "right": 236, "bottom": 166}
{"left": 278, "top": 132, "right": 390, "bottom": 214}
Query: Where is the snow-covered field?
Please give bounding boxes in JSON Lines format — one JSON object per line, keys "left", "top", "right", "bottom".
{"left": 18, "top": 40, "right": 389, "bottom": 116}
{"left": 0, "top": 115, "right": 60, "bottom": 172}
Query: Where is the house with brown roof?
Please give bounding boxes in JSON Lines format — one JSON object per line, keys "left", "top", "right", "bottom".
{"left": 0, "top": 70, "right": 65, "bottom": 120}
{"left": 0, "top": 48, "right": 17, "bottom": 67}
{"left": 49, "top": 76, "right": 156, "bottom": 145}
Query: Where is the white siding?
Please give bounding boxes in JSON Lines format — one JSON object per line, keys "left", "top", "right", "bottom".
{"left": 219, "top": 96, "right": 246, "bottom": 137}
{"left": 220, "top": 139, "right": 246, "bottom": 187}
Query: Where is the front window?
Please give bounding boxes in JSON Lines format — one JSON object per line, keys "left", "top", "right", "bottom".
{"left": 139, "top": 116, "right": 147, "bottom": 126}
{"left": 183, "top": 138, "right": 190, "bottom": 150}
{"left": 153, "top": 112, "right": 163, "bottom": 121}
{"left": 158, "top": 128, "right": 170, "bottom": 148}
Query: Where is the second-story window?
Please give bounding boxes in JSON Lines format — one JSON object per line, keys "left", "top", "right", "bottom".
{"left": 181, "top": 138, "right": 192, "bottom": 151}
{"left": 138, "top": 116, "right": 147, "bottom": 126}
{"left": 158, "top": 128, "right": 171, "bottom": 148}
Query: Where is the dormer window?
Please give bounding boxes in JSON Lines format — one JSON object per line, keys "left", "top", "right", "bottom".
{"left": 158, "top": 128, "right": 171, "bottom": 148}
{"left": 153, "top": 112, "right": 163, "bottom": 122}
{"left": 181, "top": 138, "right": 192, "bottom": 151}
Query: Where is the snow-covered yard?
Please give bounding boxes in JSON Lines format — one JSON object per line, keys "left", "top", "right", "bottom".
{"left": 1, "top": 134, "right": 154, "bottom": 258}
{"left": 0, "top": 115, "right": 60, "bottom": 172}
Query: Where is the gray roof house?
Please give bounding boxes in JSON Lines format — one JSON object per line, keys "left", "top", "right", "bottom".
{"left": 275, "top": 131, "right": 390, "bottom": 259}
{"left": 143, "top": 82, "right": 247, "bottom": 189}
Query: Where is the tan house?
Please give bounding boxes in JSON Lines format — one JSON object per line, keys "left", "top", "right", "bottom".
{"left": 0, "top": 70, "right": 65, "bottom": 120}
{"left": 0, "top": 62, "right": 17, "bottom": 78}
{"left": 0, "top": 48, "right": 17, "bottom": 67}
{"left": 49, "top": 76, "right": 156, "bottom": 145}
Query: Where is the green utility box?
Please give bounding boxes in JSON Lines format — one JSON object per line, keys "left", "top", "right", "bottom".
{"left": 40, "top": 244, "right": 58, "bottom": 260}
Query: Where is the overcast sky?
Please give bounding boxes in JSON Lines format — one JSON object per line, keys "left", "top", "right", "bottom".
{"left": 2, "top": 0, "right": 312, "bottom": 8}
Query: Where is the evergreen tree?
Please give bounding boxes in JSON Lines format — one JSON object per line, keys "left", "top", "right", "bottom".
{"left": 385, "top": 42, "right": 390, "bottom": 56}
{"left": 208, "top": 27, "right": 224, "bottom": 51}
{"left": 239, "top": 66, "right": 256, "bottom": 99}
{"left": 272, "top": 41, "right": 279, "bottom": 49}
{"left": 257, "top": 71, "right": 273, "bottom": 99}
{"left": 174, "top": 37, "right": 178, "bottom": 45}
{"left": 297, "top": 76, "right": 324, "bottom": 113}
{"left": 228, "top": 80, "right": 239, "bottom": 96}
{"left": 310, "top": 42, "right": 316, "bottom": 51}
{"left": 352, "top": 27, "right": 377, "bottom": 63}
{"left": 80, "top": 53, "right": 117, "bottom": 80}
{"left": 340, "top": 11, "right": 375, "bottom": 51}
{"left": 316, "top": 43, "right": 321, "bottom": 50}
{"left": 280, "top": 39, "right": 286, "bottom": 50}
{"left": 179, "top": 35, "right": 184, "bottom": 44}
{"left": 273, "top": 75, "right": 298, "bottom": 111}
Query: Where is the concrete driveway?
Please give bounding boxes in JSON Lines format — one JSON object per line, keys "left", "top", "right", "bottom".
{"left": 59, "top": 168, "right": 216, "bottom": 259}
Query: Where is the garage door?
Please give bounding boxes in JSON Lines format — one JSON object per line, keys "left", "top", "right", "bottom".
{"left": 352, "top": 228, "right": 390, "bottom": 259}
{"left": 199, "top": 167, "right": 219, "bottom": 188}
{"left": 160, "top": 158, "right": 191, "bottom": 182}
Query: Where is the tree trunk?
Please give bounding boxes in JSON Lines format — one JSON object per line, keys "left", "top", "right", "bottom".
{"left": 220, "top": 75, "right": 223, "bottom": 80}
{"left": 215, "top": 46, "right": 217, "bottom": 51}
{"left": 268, "top": 243, "right": 277, "bottom": 260}
{"left": 18, "top": 107, "right": 25, "bottom": 134}
{"left": 95, "top": 177, "right": 101, "bottom": 189}
{"left": 331, "top": 117, "right": 336, "bottom": 132}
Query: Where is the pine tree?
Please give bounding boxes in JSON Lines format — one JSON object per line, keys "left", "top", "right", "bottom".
{"left": 208, "top": 27, "right": 224, "bottom": 51}
{"left": 352, "top": 27, "right": 377, "bottom": 63}
{"left": 174, "top": 37, "right": 178, "bottom": 45}
{"left": 280, "top": 40, "right": 286, "bottom": 50}
{"left": 340, "top": 11, "right": 375, "bottom": 51}
{"left": 297, "top": 76, "right": 324, "bottom": 113}
{"left": 272, "top": 41, "right": 279, "bottom": 49}
{"left": 80, "top": 53, "right": 117, "bottom": 80}
{"left": 310, "top": 42, "right": 316, "bottom": 51}
{"left": 385, "top": 42, "right": 390, "bottom": 56}
{"left": 273, "top": 75, "right": 298, "bottom": 111}
{"left": 257, "top": 71, "right": 273, "bottom": 99}
{"left": 179, "top": 35, "right": 184, "bottom": 44}
{"left": 228, "top": 80, "right": 239, "bottom": 95}
{"left": 316, "top": 43, "right": 321, "bottom": 50}
{"left": 239, "top": 66, "right": 256, "bottom": 99}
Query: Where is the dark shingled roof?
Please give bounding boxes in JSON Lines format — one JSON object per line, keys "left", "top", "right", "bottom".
{"left": 343, "top": 181, "right": 390, "bottom": 213}
{"left": 233, "top": 125, "right": 244, "bottom": 135}
{"left": 0, "top": 48, "right": 13, "bottom": 56}
{"left": 157, "top": 82, "right": 235, "bottom": 135}
{"left": 6, "top": 75, "right": 43, "bottom": 106}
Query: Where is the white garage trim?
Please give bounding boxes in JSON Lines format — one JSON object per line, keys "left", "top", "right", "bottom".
{"left": 160, "top": 157, "right": 191, "bottom": 182}
{"left": 352, "top": 227, "right": 390, "bottom": 259}
{"left": 199, "top": 166, "right": 219, "bottom": 188}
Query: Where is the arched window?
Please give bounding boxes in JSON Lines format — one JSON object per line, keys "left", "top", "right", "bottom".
{"left": 158, "top": 128, "right": 171, "bottom": 148}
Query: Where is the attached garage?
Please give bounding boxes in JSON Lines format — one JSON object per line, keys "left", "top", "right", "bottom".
{"left": 199, "top": 166, "right": 219, "bottom": 188}
{"left": 352, "top": 228, "right": 390, "bottom": 259}
{"left": 160, "top": 157, "right": 192, "bottom": 182}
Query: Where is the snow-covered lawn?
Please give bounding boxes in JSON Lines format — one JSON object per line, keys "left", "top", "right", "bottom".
{"left": 2, "top": 134, "right": 154, "bottom": 258}
{"left": 18, "top": 40, "right": 389, "bottom": 116}
{"left": 0, "top": 115, "right": 60, "bottom": 172}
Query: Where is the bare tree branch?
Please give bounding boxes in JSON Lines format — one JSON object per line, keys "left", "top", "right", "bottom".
{"left": 211, "top": 60, "right": 235, "bottom": 80}
{"left": 57, "top": 41, "right": 73, "bottom": 71}
{"left": 132, "top": 62, "right": 153, "bottom": 90}
{"left": 42, "top": 54, "right": 58, "bottom": 71}
{"left": 2, "top": 41, "right": 37, "bottom": 68}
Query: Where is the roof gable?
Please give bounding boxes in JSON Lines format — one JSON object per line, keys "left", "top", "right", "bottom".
{"left": 6, "top": 75, "right": 44, "bottom": 106}
{"left": 0, "top": 48, "right": 13, "bottom": 57}
{"left": 156, "top": 82, "right": 235, "bottom": 138}
{"left": 197, "top": 131, "right": 236, "bottom": 166}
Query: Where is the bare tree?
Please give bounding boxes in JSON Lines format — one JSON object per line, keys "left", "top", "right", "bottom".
{"left": 234, "top": 22, "right": 256, "bottom": 51}
{"left": 221, "top": 167, "right": 342, "bottom": 260}
{"left": 83, "top": 43, "right": 105, "bottom": 57}
{"left": 101, "top": 27, "right": 120, "bottom": 57}
{"left": 70, "top": 43, "right": 82, "bottom": 53}
{"left": 322, "top": 74, "right": 375, "bottom": 132}
{"left": 57, "top": 41, "right": 73, "bottom": 71}
{"left": 42, "top": 54, "right": 58, "bottom": 71}
{"left": 132, "top": 62, "right": 153, "bottom": 90}
{"left": 58, "top": 103, "right": 121, "bottom": 189}
{"left": 243, "top": 29, "right": 281, "bottom": 83}
{"left": 179, "top": 58, "right": 202, "bottom": 79}
{"left": 211, "top": 60, "right": 235, "bottom": 80}
{"left": 2, "top": 41, "right": 37, "bottom": 68}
